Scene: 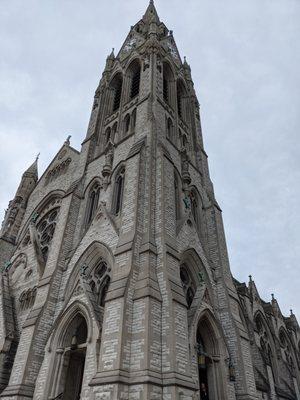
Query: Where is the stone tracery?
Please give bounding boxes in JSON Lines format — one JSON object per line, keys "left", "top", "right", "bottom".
{"left": 36, "top": 207, "right": 60, "bottom": 261}
{"left": 180, "top": 263, "right": 196, "bottom": 308}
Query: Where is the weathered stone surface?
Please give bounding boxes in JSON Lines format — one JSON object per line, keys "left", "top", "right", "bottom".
{"left": 0, "top": 2, "right": 299, "bottom": 400}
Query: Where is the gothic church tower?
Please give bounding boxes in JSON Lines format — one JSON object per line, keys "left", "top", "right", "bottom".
{"left": 0, "top": 2, "right": 299, "bottom": 399}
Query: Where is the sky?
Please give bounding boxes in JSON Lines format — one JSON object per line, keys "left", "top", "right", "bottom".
{"left": 0, "top": 0, "right": 299, "bottom": 320}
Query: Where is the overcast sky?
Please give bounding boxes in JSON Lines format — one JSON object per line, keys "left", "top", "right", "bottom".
{"left": 0, "top": 0, "right": 299, "bottom": 319}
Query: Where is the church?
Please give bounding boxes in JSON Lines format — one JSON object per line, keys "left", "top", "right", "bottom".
{"left": 0, "top": 2, "right": 299, "bottom": 399}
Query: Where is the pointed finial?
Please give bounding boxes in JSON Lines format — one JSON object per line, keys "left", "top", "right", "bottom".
{"left": 249, "top": 275, "right": 252, "bottom": 282}
{"left": 65, "top": 135, "right": 71, "bottom": 145}
{"left": 106, "top": 48, "right": 115, "bottom": 61}
{"left": 290, "top": 309, "right": 293, "bottom": 316}
{"left": 23, "top": 155, "right": 39, "bottom": 179}
{"left": 143, "top": 0, "right": 160, "bottom": 24}
{"left": 271, "top": 293, "right": 274, "bottom": 300}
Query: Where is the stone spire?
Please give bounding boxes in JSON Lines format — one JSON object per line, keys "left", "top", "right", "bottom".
{"left": 0, "top": 157, "right": 39, "bottom": 241}
{"left": 105, "top": 48, "right": 115, "bottom": 71}
{"left": 22, "top": 155, "right": 39, "bottom": 180}
{"left": 143, "top": 0, "right": 160, "bottom": 24}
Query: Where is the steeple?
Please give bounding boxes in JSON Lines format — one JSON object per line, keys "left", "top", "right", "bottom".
{"left": 143, "top": 0, "right": 160, "bottom": 24}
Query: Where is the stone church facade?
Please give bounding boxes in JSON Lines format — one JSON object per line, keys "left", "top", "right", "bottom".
{"left": 0, "top": 2, "right": 299, "bottom": 399}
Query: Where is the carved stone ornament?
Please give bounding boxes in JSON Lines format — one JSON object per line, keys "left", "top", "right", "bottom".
{"left": 102, "top": 139, "right": 115, "bottom": 188}
{"left": 96, "top": 201, "right": 107, "bottom": 220}
{"left": 80, "top": 264, "right": 89, "bottom": 279}
{"left": 183, "top": 195, "right": 191, "bottom": 210}
{"left": 92, "top": 100, "right": 99, "bottom": 110}
{"left": 29, "top": 222, "right": 46, "bottom": 276}
{"left": 1, "top": 261, "right": 12, "bottom": 274}
{"left": 144, "top": 36, "right": 161, "bottom": 55}
{"left": 143, "top": 54, "right": 150, "bottom": 71}
{"left": 45, "top": 158, "right": 71, "bottom": 185}
{"left": 166, "top": 40, "right": 179, "bottom": 61}
{"left": 72, "top": 281, "right": 84, "bottom": 297}
{"left": 180, "top": 149, "right": 191, "bottom": 187}
{"left": 123, "top": 36, "right": 137, "bottom": 53}
{"left": 7, "top": 206, "right": 18, "bottom": 226}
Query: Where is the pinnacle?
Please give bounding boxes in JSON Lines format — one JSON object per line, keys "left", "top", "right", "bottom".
{"left": 143, "top": 0, "right": 160, "bottom": 24}
{"left": 108, "top": 48, "right": 115, "bottom": 59}
{"left": 24, "top": 156, "right": 38, "bottom": 178}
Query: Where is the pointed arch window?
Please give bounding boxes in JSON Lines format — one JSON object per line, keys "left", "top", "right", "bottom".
{"left": 131, "top": 69, "right": 140, "bottom": 99}
{"left": 87, "top": 260, "right": 111, "bottom": 307}
{"left": 166, "top": 117, "right": 174, "bottom": 142}
{"left": 123, "top": 114, "right": 131, "bottom": 137}
{"left": 112, "top": 122, "right": 118, "bottom": 141}
{"left": 163, "top": 62, "right": 175, "bottom": 108}
{"left": 174, "top": 172, "right": 181, "bottom": 220}
{"left": 180, "top": 131, "right": 188, "bottom": 149}
{"left": 37, "top": 207, "right": 60, "bottom": 261}
{"left": 113, "top": 167, "right": 125, "bottom": 215}
{"left": 177, "top": 79, "right": 189, "bottom": 123}
{"left": 85, "top": 182, "right": 101, "bottom": 227}
{"left": 104, "top": 127, "right": 111, "bottom": 149}
{"left": 19, "top": 286, "right": 37, "bottom": 311}
{"left": 25, "top": 269, "right": 33, "bottom": 281}
{"left": 125, "top": 59, "right": 141, "bottom": 102}
{"left": 180, "top": 263, "right": 196, "bottom": 308}
{"left": 130, "top": 63, "right": 141, "bottom": 99}
{"left": 163, "top": 77, "right": 169, "bottom": 103}
{"left": 255, "top": 313, "right": 277, "bottom": 382}
{"left": 131, "top": 108, "right": 137, "bottom": 132}
{"left": 279, "top": 328, "right": 294, "bottom": 371}
{"left": 109, "top": 73, "right": 123, "bottom": 114}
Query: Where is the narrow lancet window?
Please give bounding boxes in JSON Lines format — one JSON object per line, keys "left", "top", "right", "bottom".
{"left": 110, "top": 73, "right": 123, "bottom": 113}
{"left": 131, "top": 108, "right": 137, "bottom": 132}
{"left": 167, "top": 117, "right": 174, "bottom": 141}
{"left": 124, "top": 114, "right": 131, "bottom": 137}
{"left": 85, "top": 183, "right": 101, "bottom": 226}
{"left": 126, "top": 59, "right": 141, "bottom": 101}
{"left": 163, "top": 62, "right": 174, "bottom": 107}
{"left": 130, "top": 67, "right": 141, "bottom": 99}
{"left": 113, "top": 167, "right": 125, "bottom": 215}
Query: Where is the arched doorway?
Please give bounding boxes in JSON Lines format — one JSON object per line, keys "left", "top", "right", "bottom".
{"left": 50, "top": 314, "right": 88, "bottom": 400}
{"left": 196, "top": 316, "right": 227, "bottom": 400}
{"left": 197, "top": 333, "right": 211, "bottom": 400}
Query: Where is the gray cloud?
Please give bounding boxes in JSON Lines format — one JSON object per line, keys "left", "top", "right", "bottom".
{"left": 0, "top": 0, "right": 299, "bottom": 319}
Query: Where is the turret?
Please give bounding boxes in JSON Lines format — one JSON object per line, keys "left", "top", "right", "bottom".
{"left": 0, "top": 157, "right": 38, "bottom": 242}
